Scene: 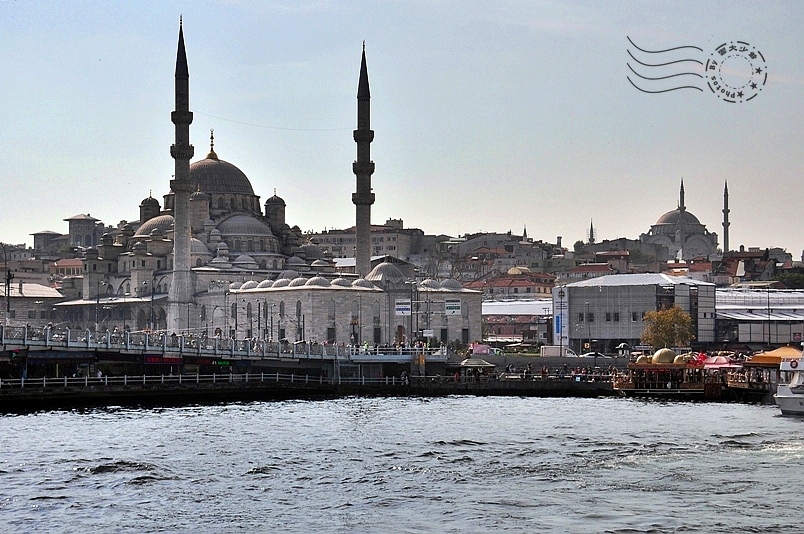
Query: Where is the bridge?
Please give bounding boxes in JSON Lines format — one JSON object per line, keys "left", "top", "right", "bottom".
{"left": 0, "top": 325, "right": 448, "bottom": 364}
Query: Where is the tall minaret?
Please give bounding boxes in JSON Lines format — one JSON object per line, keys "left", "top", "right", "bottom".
{"left": 679, "top": 178, "right": 685, "bottom": 210}
{"left": 352, "top": 42, "right": 375, "bottom": 277}
{"left": 168, "top": 18, "right": 194, "bottom": 332}
{"left": 722, "top": 181, "right": 730, "bottom": 253}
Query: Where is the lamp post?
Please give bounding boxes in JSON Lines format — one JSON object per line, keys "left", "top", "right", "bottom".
{"left": 585, "top": 301, "right": 590, "bottom": 353}
{"left": 557, "top": 288, "right": 565, "bottom": 356}
{"left": 270, "top": 303, "right": 275, "bottom": 341}
{"left": 1, "top": 242, "right": 11, "bottom": 325}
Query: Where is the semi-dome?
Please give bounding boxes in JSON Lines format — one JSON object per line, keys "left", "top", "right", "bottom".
{"left": 135, "top": 214, "right": 174, "bottom": 237}
{"left": 365, "top": 262, "right": 405, "bottom": 283}
{"left": 655, "top": 207, "right": 702, "bottom": 226}
{"left": 189, "top": 157, "right": 255, "bottom": 195}
{"left": 217, "top": 215, "right": 274, "bottom": 237}
{"left": 652, "top": 348, "right": 677, "bottom": 364}
{"left": 190, "top": 238, "right": 211, "bottom": 254}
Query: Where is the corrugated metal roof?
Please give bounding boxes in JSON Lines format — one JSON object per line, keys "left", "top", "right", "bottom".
{"left": 567, "top": 273, "right": 715, "bottom": 287}
{"left": 0, "top": 283, "right": 63, "bottom": 299}
{"left": 483, "top": 299, "right": 552, "bottom": 316}
{"left": 717, "top": 310, "right": 804, "bottom": 321}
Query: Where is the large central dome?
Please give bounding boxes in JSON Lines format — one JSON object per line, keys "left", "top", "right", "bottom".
{"left": 189, "top": 156, "right": 255, "bottom": 195}
{"left": 655, "top": 207, "right": 701, "bottom": 226}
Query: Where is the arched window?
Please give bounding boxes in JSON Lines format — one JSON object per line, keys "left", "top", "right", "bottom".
{"left": 246, "top": 302, "right": 252, "bottom": 319}
{"left": 259, "top": 260, "right": 266, "bottom": 269}
{"left": 85, "top": 234, "right": 93, "bottom": 246}
{"left": 231, "top": 303, "right": 237, "bottom": 319}
{"left": 279, "top": 301, "right": 285, "bottom": 318}
{"left": 200, "top": 305, "right": 206, "bottom": 322}
{"left": 230, "top": 197, "right": 236, "bottom": 210}
{"left": 272, "top": 259, "right": 278, "bottom": 269}
{"left": 234, "top": 240, "right": 241, "bottom": 252}
{"left": 241, "top": 198, "right": 246, "bottom": 210}
{"left": 196, "top": 259, "right": 203, "bottom": 267}
{"left": 218, "top": 197, "right": 225, "bottom": 210}
{"left": 260, "top": 239, "right": 266, "bottom": 252}
{"left": 247, "top": 240, "right": 254, "bottom": 252}
{"left": 75, "top": 235, "right": 83, "bottom": 246}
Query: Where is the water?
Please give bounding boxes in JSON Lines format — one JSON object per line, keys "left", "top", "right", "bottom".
{"left": 0, "top": 397, "right": 801, "bottom": 533}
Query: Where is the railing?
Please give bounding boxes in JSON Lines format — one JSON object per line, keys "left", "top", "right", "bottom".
{"left": 0, "top": 325, "right": 447, "bottom": 362}
{"left": 0, "top": 372, "right": 415, "bottom": 392}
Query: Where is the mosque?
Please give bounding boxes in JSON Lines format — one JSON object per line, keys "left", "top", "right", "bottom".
{"left": 639, "top": 181, "right": 722, "bottom": 260}
{"left": 58, "top": 22, "right": 481, "bottom": 347}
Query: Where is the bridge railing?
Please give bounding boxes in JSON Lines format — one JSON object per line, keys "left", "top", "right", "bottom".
{"left": 0, "top": 371, "right": 414, "bottom": 392}
{"left": 0, "top": 325, "right": 447, "bottom": 362}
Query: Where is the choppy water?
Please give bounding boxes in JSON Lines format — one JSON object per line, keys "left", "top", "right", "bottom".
{"left": 0, "top": 397, "right": 801, "bottom": 533}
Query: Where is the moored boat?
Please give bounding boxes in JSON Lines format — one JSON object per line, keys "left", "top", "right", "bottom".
{"left": 774, "top": 356, "right": 804, "bottom": 415}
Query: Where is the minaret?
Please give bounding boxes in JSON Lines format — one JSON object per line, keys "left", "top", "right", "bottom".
{"left": 722, "top": 181, "right": 730, "bottom": 253}
{"left": 352, "top": 42, "right": 375, "bottom": 277}
{"left": 679, "top": 179, "right": 686, "bottom": 210}
{"left": 588, "top": 219, "right": 596, "bottom": 244}
{"left": 168, "top": 18, "right": 194, "bottom": 332}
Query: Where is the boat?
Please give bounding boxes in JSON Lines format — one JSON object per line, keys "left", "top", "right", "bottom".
{"left": 727, "top": 345, "right": 799, "bottom": 403}
{"left": 612, "top": 348, "right": 728, "bottom": 400}
{"left": 774, "top": 356, "right": 804, "bottom": 415}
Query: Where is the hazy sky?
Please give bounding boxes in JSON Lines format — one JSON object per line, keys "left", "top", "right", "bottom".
{"left": 1, "top": 1, "right": 801, "bottom": 256}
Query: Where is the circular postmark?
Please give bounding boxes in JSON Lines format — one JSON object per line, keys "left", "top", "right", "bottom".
{"left": 705, "top": 41, "right": 767, "bottom": 103}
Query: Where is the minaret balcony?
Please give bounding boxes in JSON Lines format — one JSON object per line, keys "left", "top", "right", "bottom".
{"left": 352, "top": 192, "right": 375, "bottom": 205}
{"left": 352, "top": 161, "right": 375, "bottom": 175}
{"left": 171, "top": 110, "right": 194, "bottom": 125}
{"left": 353, "top": 129, "right": 375, "bottom": 143}
{"left": 170, "top": 144, "right": 195, "bottom": 160}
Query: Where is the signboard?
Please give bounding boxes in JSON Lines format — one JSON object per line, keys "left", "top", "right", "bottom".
{"left": 395, "top": 298, "right": 412, "bottom": 316}
{"left": 444, "top": 298, "right": 461, "bottom": 316}
{"left": 423, "top": 329, "right": 434, "bottom": 338}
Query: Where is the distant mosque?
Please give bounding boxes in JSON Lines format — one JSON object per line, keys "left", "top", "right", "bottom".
{"left": 640, "top": 180, "right": 722, "bottom": 260}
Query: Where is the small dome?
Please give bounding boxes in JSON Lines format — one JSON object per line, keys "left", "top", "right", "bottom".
{"left": 232, "top": 254, "right": 258, "bottom": 269}
{"left": 240, "top": 280, "right": 258, "bottom": 290}
{"left": 652, "top": 348, "right": 677, "bottom": 364}
{"left": 420, "top": 278, "right": 441, "bottom": 290}
{"left": 256, "top": 280, "right": 273, "bottom": 288}
{"left": 331, "top": 277, "right": 353, "bottom": 287}
{"left": 365, "top": 262, "right": 405, "bottom": 283}
{"left": 440, "top": 279, "right": 463, "bottom": 291}
{"left": 311, "top": 259, "right": 329, "bottom": 267}
{"left": 189, "top": 157, "right": 255, "bottom": 195}
{"left": 272, "top": 278, "right": 292, "bottom": 288}
{"left": 265, "top": 193, "right": 286, "bottom": 206}
{"left": 190, "top": 190, "right": 210, "bottom": 201}
{"left": 507, "top": 266, "right": 531, "bottom": 275}
{"left": 352, "top": 279, "right": 376, "bottom": 289}
{"left": 305, "top": 276, "right": 330, "bottom": 287}
{"left": 673, "top": 354, "right": 691, "bottom": 364}
{"left": 298, "top": 242, "right": 324, "bottom": 260}
{"left": 286, "top": 256, "right": 306, "bottom": 267}
{"left": 229, "top": 282, "right": 242, "bottom": 290}
{"left": 135, "top": 214, "right": 174, "bottom": 237}
{"left": 635, "top": 355, "right": 649, "bottom": 364}
{"left": 288, "top": 277, "right": 308, "bottom": 287}
{"left": 140, "top": 196, "right": 159, "bottom": 207}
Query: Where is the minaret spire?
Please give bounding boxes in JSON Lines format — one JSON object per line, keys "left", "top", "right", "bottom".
{"left": 679, "top": 178, "right": 685, "bottom": 210}
{"left": 722, "top": 181, "right": 730, "bottom": 254}
{"left": 353, "top": 42, "right": 375, "bottom": 277}
{"left": 168, "top": 19, "right": 195, "bottom": 333}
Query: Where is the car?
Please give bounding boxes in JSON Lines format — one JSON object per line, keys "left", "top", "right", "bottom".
{"left": 578, "top": 351, "right": 612, "bottom": 359}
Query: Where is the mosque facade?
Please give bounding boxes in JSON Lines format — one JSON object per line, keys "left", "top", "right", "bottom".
{"left": 639, "top": 181, "right": 720, "bottom": 261}
{"left": 59, "top": 22, "right": 480, "bottom": 347}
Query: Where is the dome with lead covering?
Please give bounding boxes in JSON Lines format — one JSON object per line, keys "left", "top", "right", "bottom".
{"left": 365, "top": 262, "right": 405, "bottom": 283}
{"left": 256, "top": 280, "right": 273, "bottom": 288}
{"left": 135, "top": 214, "right": 174, "bottom": 237}
{"left": 331, "top": 277, "right": 353, "bottom": 287}
{"left": 240, "top": 280, "right": 258, "bottom": 290}
{"left": 440, "top": 279, "right": 463, "bottom": 291}
{"left": 288, "top": 277, "right": 308, "bottom": 287}
{"left": 352, "top": 279, "right": 376, "bottom": 289}
{"left": 189, "top": 157, "right": 255, "bottom": 195}
{"left": 272, "top": 278, "right": 292, "bottom": 288}
{"left": 655, "top": 208, "right": 702, "bottom": 226}
{"left": 305, "top": 276, "right": 330, "bottom": 287}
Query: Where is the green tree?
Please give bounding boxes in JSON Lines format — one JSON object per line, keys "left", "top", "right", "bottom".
{"left": 776, "top": 273, "right": 804, "bottom": 289}
{"left": 640, "top": 305, "right": 695, "bottom": 349}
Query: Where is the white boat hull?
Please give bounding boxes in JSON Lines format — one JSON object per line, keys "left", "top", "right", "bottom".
{"left": 775, "top": 386, "right": 804, "bottom": 415}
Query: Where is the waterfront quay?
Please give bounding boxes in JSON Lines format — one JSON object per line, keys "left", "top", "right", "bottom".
{"left": 0, "top": 325, "right": 615, "bottom": 411}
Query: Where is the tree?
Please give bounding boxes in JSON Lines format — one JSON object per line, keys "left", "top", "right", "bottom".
{"left": 776, "top": 273, "right": 804, "bottom": 289}
{"left": 640, "top": 305, "right": 695, "bottom": 349}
